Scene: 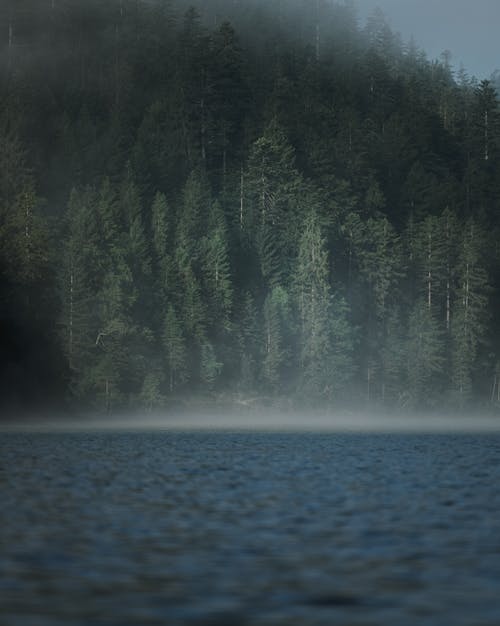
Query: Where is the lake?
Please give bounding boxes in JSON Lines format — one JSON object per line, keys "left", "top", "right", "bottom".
{"left": 1, "top": 430, "right": 500, "bottom": 625}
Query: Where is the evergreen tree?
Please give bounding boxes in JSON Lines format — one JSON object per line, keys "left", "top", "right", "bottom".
{"left": 200, "top": 340, "right": 222, "bottom": 390}
{"left": 451, "top": 219, "right": 490, "bottom": 405}
{"left": 237, "top": 291, "right": 260, "bottom": 393}
{"left": 163, "top": 304, "right": 188, "bottom": 393}
{"left": 246, "top": 122, "right": 303, "bottom": 286}
{"left": 203, "top": 201, "right": 232, "bottom": 325}
{"left": 262, "top": 285, "right": 290, "bottom": 392}
{"left": 406, "top": 301, "right": 445, "bottom": 407}
{"left": 59, "top": 187, "right": 102, "bottom": 398}
{"left": 294, "top": 211, "right": 332, "bottom": 397}
{"left": 2, "top": 0, "right": 500, "bottom": 413}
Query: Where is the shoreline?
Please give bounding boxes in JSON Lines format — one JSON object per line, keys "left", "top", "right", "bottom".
{"left": 2, "top": 411, "right": 500, "bottom": 433}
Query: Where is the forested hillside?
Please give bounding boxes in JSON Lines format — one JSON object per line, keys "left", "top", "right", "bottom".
{"left": 1, "top": 0, "right": 499, "bottom": 413}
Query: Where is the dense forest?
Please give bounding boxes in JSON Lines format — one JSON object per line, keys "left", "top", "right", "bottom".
{"left": 1, "top": 0, "right": 500, "bottom": 415}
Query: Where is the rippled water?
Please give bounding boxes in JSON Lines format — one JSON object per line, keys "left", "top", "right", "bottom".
{"left": 2, "top": 431, "right": 500, "bottom": 625}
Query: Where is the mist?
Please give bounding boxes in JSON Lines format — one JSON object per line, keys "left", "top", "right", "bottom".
{"left": 3, "top": 409, "right": 500, "bottom": 435}
{"left": 356, "top": 0, "right": 500, "bottom": 79}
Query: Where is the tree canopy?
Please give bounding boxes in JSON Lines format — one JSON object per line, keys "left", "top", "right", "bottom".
{"left": 1, "top": 0, "right": 499, "bottom": 414}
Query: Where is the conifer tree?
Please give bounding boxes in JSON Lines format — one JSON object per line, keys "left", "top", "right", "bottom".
{"left": 406, "top": 301, "right": 445, "bottom": 406}
{"left": 237, "top": 291, "right": 260, "bottom": 393}
{"left": 294, "top": 211, "right": 332, "bottom": 397}
{"left": 451, "top": 219, "right": 490, "bottom": 405}
{"left": 262, "top": 285, "right": 290, "bottom": 392}
{"left": 203, "top": 209, "right": 232, "bottom": 324}
{"left": 60, "top": 187, "right": 102, "bottom": 397}
{"left": 246, "top": 122, "right": 303, "bottom": 286}
{"left": 200, "top": 340, "right": 222, "bottom": 390}
{"left": 163, "top": 304, "right": 188, "bottom": 392}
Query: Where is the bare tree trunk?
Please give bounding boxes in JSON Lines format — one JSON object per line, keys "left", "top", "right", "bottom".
{"left": 484, "top": 110, "right": 489, "bottom": 161}
{"left": 8, "top": 10, "right": 13, "bottom": 73}
{"left": 222, "top": 125, "right": 227, "bottom": 197}
{"left": 446, "top": 277, "right": 450, "bottom": 330}
{"left": 239, "top": 166, "right": 244, "bottom": 229}
{"left": 445, "top": 213, "right": 451, "bottom": 330}
{"left": 105, "top": 379, "right": 110, "bottom": 413}
{"left": 200, "top": 96, "right": 206, "bottom": 162}
{"left": 69, "top": 268, "right": 74, "bottom": 368}
{"left": 114, "top": 23, "right": 120, "bottom": 105}
{"left": 427, "top": 231, "right": 432, "bottom": 309}
{"left": 25, "top": 195, "right": 31, "bottom": 269}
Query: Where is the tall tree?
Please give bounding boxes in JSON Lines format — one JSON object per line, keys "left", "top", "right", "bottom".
{"left": 163, "top": 304, "right": 188, "bottom": 393}
{"left": 451, "top": 219, "right": 490, "bottom": 405}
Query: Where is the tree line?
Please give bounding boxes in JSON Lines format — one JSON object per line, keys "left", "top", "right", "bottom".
{"left": 1, "top": 0, "right": 499, "bottom": 413}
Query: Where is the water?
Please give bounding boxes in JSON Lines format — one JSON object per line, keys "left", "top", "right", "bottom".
{"left": 1, "top": 430, "right": 500, "bottom": 625}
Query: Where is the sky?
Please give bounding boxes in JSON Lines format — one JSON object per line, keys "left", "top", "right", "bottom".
{"left": 355, "top": 0, "right": 500, "bottom": 79}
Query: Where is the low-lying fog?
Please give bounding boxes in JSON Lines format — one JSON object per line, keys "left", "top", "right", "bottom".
{"left": 2, "top": 410, "right": 500, "bottom": 433}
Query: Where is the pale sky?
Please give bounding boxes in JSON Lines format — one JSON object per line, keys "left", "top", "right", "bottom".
{"left": 355, "top": 0, "right": 500, "bottom": 79}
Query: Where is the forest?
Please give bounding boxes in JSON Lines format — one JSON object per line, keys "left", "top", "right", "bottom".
{"left": 1, "top": 0, "right": 500, "bottom": 415}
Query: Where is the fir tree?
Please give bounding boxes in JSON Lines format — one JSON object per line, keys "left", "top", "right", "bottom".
{"left": 163, "top": 304, "right": 188, "bottom": 393}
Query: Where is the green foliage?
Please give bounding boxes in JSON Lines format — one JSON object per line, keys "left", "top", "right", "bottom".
{"left": 406, "top": 302, "right": 445, "bottom": 407}
{"left": 450, "top": 220, "right": 490, "bottom": 405}
{"left": 2, "top": 0, "right": 500, "bottom": 413}
{"left": 140, "top": 369, "right": 166, "bottom": 411}
{"left": 200, "top": 341, "right": 222, "bottom": 389}
{"left": 163, "top": 305, "right": 188, "bottom": 392}
{"left": 294, "top": 211, "right": 331, "bottom": 396}
{"left": 237, "top": 291, "right": 260, "bottom": 392}
{"left": 203, "top": 201, "right": 232, "bottom": 325}
{"left": 262, "top": 286, "right": 291, "bottom": 392}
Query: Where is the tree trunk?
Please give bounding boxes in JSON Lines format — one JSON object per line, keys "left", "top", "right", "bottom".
{"left": 8, "top": 12, "right": 13, "bottom": 72}
{"left": 239, "top": 166, "right": 244, "bottom": 229}
{"left": 105, "top": 379, "right": 110, "bottom": 413}
{"left": 427, "top": 231, "right": 432, "bottom": 309}
{"left": 69, "top": 268, "right": 74, "bottom": 367}
{"left": 484, "top": 110, "right": 489, "bottom": 161}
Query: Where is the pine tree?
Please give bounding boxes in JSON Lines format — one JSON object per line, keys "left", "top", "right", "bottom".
{"left": 94, "top": 251, "right": 136, "bottom": 409}
{"left": 178, "top": 7, "right": 210, "bottom": 166}
{"left": 246, "top": 122, "right": 303, "bottom": 286}
{"left": 177, "top": 168, "right": 211, "bottom": 263}
{"left": 451, "top": 219, "right": 490, "bottom": 405}
{"left": 262, "top": 285, "right": 290, "bottom": 392}
{"left": 163, "top": 304, "right": 188, "bottom": 393}
{"left": 294, "top": 211, "right": 332, "bottom": 397}
{"left": 406, "top": 301, "right": 445, "bottom": 406}
{"left": 413, "top": 215, "right": 446, "bottom": 313}
{"left": 151, "top": 191, "right": 178, "bottom": 326}
{"left": 348, "top": 214, "right": 404, "bottom": 402}
{"left": 119, "top": 168, "right": 153, "bottom": 329}
{"left": 140, "top": 369, "right": 166, "bottom": 411}
{"left": 60, "top": 187, "right": 103, "bottom": 397}
{"left": 202, "top": 201, "right": 232, "bottom": 325}
{"left": 237, "top": 291, "right": 260, "bottom": 393}
{"left": 200, "top": 340, "right": 222, "bottom": 390}
{"left": 209, "top": 20, "right": 248, "bottom": 192}
{"left": 151, "top": 191, "right": 172, "bottom": 269}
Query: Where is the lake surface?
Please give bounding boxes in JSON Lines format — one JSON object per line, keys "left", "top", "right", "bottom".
{"left": 1, "top": 431, "right": 500, "bottom": 625}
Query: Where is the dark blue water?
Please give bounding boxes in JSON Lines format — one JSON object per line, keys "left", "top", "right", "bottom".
{"left": 1, "top": 431, "right": 500, "bottom": 625}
